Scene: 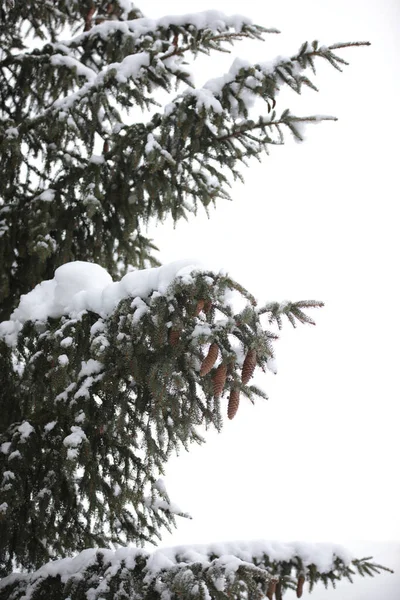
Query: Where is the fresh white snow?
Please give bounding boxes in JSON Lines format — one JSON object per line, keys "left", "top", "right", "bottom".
{"left": 0, "top": 260, "right": 209, "bottom": 346}
{"left": 17, "top": 421, "right": 34, "bottom": 440}
{"left": 0, "top": 539, "right": 357, "bottom": 598}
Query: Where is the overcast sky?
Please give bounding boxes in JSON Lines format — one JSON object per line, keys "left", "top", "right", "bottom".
{"left": 141, "top": 0, "right": 399, "bottom": 596}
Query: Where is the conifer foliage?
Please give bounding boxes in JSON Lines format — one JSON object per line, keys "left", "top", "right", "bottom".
{"left": 0, "top": 0, "right": 389, "bottom": 597}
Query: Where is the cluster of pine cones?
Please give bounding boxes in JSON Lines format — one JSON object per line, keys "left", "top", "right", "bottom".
{"left": 199, "top": 342, "right": 257, "bottom": 420}
{"left": 168, "top": 298, "right": 258, "bottom": 420}
{"left": 266, "top": 574, "right": 305, "bottom": 599}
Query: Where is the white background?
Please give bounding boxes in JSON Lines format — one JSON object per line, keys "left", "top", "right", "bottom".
{"left": 143, "top": 0, "right": 399, "bottom": 597}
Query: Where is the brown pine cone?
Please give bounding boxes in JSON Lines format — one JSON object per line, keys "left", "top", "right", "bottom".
{"left": 267, "top": 580, "right": 277, "bottom": 600}
{"left": 84, "top": 5, "right": 96, "bottom": 30}
{"left": 194, "top": 299, "right": 205, "bottom": 316}
{"left": 241, "top": 348, "right": 257, "bottom": 384}
{"left": 168, "top": 328, "right": 180, "bottom": 346}
{"left": 275, "top": 581, "right": 283, "bottom": 600}
{"left": 296, "top": 575, "right": 305, "bottom": 598}
{"left": 227, "top": 388, "right": 240, "bottom": 419}
{"left": 200, "top": 343, "right": 219, "bottom": 376}
{"left": 212, "top": 363, "right": 227, "bottom": 398}
{"left": 203, "top": 300, "right": 212, "bottom": 313}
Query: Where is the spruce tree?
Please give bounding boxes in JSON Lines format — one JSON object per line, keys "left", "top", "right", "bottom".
{"left": 0, "top": 1, "right": 392, "bottom": 598}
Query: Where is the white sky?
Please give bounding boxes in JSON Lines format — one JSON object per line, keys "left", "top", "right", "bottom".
{"left": 139, "top": 0, "right": 400, "bottom": 596}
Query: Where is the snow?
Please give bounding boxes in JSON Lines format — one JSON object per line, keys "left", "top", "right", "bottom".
{"left": 155, "top": 478, "right": 167, "bottom": 493}
{"left": 88, "top": 154, "right": 105, "bottom": 165}
{"left": 68, "top": 11, "right": 253, "bottom": 47}
{"left": 2, "top": 471, "right": 15, "bottom": 482}
{"left": 202, "top": 57, "right": 252, "bottom": 97}
{"left": 58, "top": 354, "right": 69, "bottom": 366}
{"left": 50, "top": 54, "right": 96, "bottom": 81}
{"left": 146, "top": 497, "right": 183, "bottom": 515}
{"left": 0, "top": 539, "right": 359, "bottom": 598}
{"left": 78, "top": 359, "right": 103, "bottom": 379}
{"left": 75, "top": 412, "right": 85, "bottom": 424}
{"left": 90, "top": 320, "right": 105, "bottom": 335}
{"left": 185, "top": 88, "right": 224, "bottom": 114}
{"left": 34, "top": 189, "right": 55, "bottom": 202}
{"left": 177, "top": 54, "right": 291, "bottom": 120}
{"left": 44, "top": 421, "right": 57, "bottom": 432}
{"left": 0, "top": 442, "right": 11, "bottom": 454}
{"left": 55, "top": 382, "right": 77, "bottom": 402}
{"left": 0, "top": 260, "right": 210, "bottom": 346}
{"left": 35, "top": 10, "right": 257, "bottom": 115}
{"left": 130, "top": 296, "right": 149, "bottom": 323}
{"left": 63, "top": 426, "right": 87, "bottom": 448}
{"left": 157, "top": 540, "right": 354, "bottom": 574}
{"left": 53, "top": 261, "right": 113, "bottom": 311}
{"left": 191, "top": 323, "right": 213, "bottom": 339}
{"left": 0, "top": 537, "right": 396, "bottom": 599}
{"left": 36, "top": 488, "right": 51, "bottom": 499}
{"left": 8, "top": 450, "right": 21, "bottom": 460}
{"left": 17, "top": 421, "right": 34, "bottom": 440}
{"left": 116, "top": 0, "right": 133, "bottom": 19}
{"left": 74, "top": 373, "right": 103, "bottom": 400}
{"left": 267, "top": 356, "right": 278, "bottom": 374}
{"left": 5, "top": 127, "right": 18, "bottom": 138}
{"left": 112, "top": 52, "right": 150, "bottom": 84}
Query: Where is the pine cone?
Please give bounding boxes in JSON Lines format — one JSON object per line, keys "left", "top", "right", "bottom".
{"left": 168, "top": 328, "right": 180, "bottom": 346}
{"left": 275, "top": 581, "right": 283, "bottom": 600}
{"left": 200, "top": 343, "right": 219, "bottom": 376}
{"left": 84, "top": 5, "right": 96, "bottom": 31}
{"left": 212, "top": 363, "right": 227, "bottom": 398}
{"left": 203, "top": 300, "right": 212, "bottom": 313}
{"left": 267, "top": 580, "right": 277, "bottom": 600}
{"left": 296, "top": 575, "right": 305, "bottom": 598}
{"left": 241, "top": 348, "right": 257, "bottom": 384}
{"left": 227, "top": 388, "right": 240, "bottom": 419}
{"left": 194, "top": 299, "right": 205, "bottom": 316}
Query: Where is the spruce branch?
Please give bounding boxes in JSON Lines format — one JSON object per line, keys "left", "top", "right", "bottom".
{"left": 216, "top": 113, "right": 337, "bottom": 144}
{"left": 0, "top": 23, "right": 369, "bottom": 315}
{"left": 0, "top": 544, "right": 392, "bottom": 600}
{"left": 0, "top": 265, "right": 321, "bottom": 571}
{"left": 258, "top": 300, "right": 325, "bottom": 329}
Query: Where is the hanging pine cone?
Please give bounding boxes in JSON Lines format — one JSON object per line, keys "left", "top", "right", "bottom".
{"left": 203, "top": 300, "right": 212, "bottom": 313}
{"left": 296, "top": 575, "right": 305, "bottom": 598}
{"left": 275, "top": 581, "right": 283, "bottom": 600}
{"left": 168, "top": 328, "right": 180, "bottom": 346}
{"left": 200, "top": 343, "right": 219, "bottom": 376}
{"left": 227, "top": 387, "right": 240, "bottom": 419}
{"left": 212, "top": 363, "right": 227, "bottom": 398}
{"left": 241, "top": 348, "right": 257, "bottom": 384}
{"left": 84, "top": 5, "right": 96, "bottom": 30}
{"left": 194, "top": 299, "right": 205, "bottom": 316}
{"left": 266, "top": 580, "right": 277, "bottom": 600}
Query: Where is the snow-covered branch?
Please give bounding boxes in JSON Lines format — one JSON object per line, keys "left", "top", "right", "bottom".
{"left": 0, "top": 541, "right": 391, "bottom": 600}
{"left": 0, "top": 260, "right": 322, "bottom": 570}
